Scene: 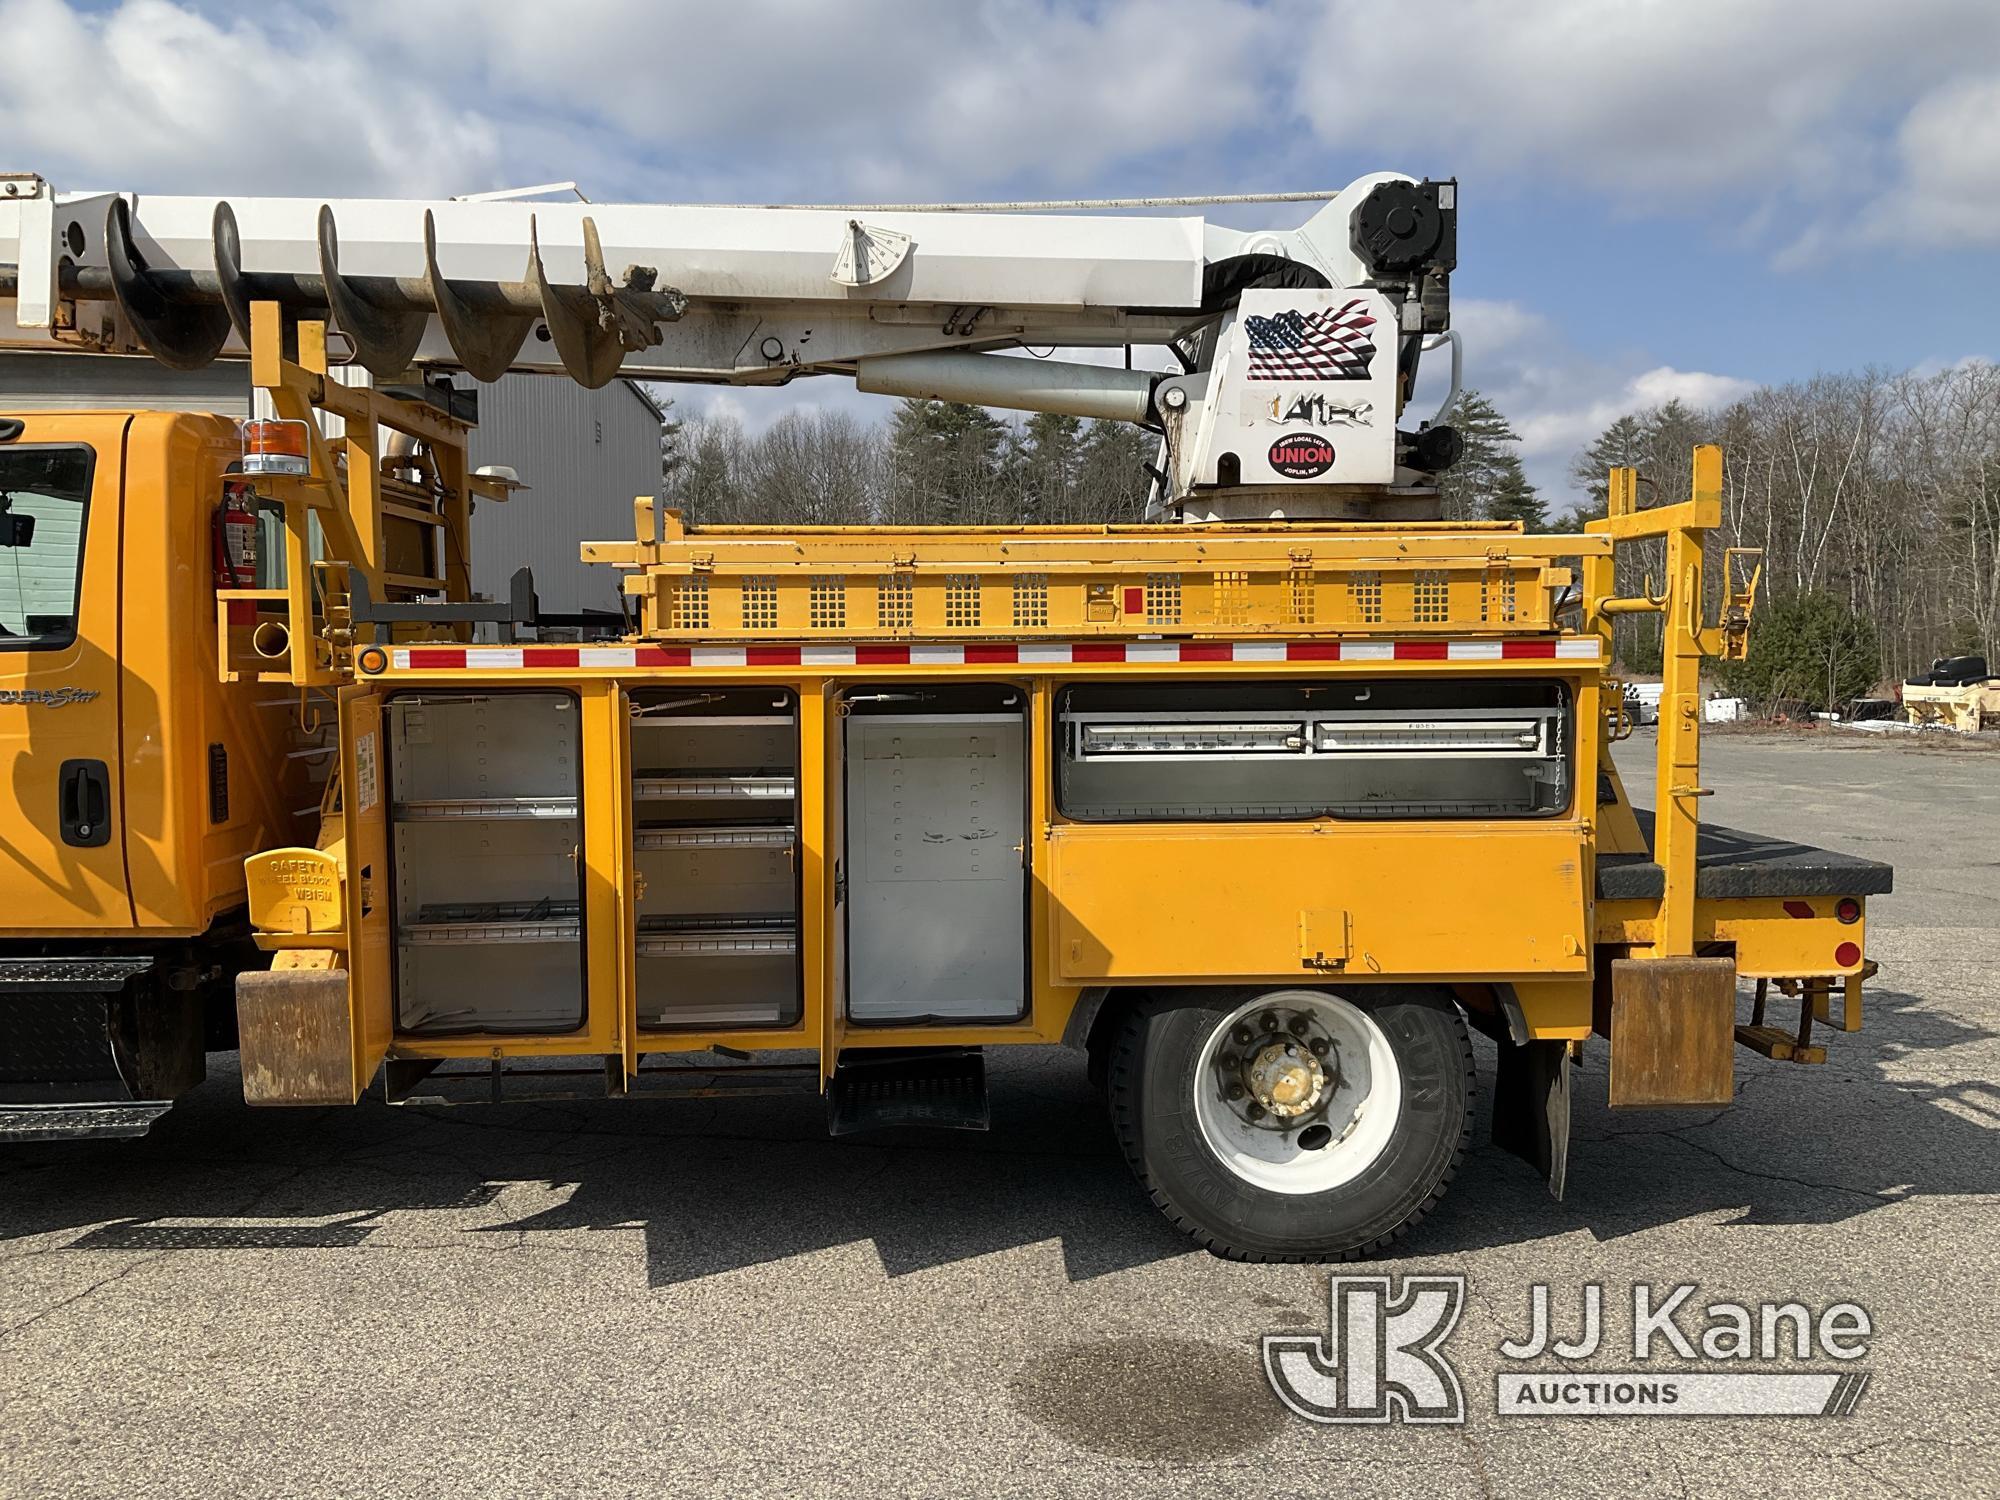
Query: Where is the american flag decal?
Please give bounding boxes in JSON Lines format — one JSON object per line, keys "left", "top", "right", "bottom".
{"left": 1244, "top": 299, "right": 1377, "bottom": 381}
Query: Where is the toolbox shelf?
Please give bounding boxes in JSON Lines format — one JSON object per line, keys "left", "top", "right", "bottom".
{"left": 633, "top": 773, "right": 796, "bottom": 801}
{"left": 634, "top": 824, "right": 795, "bottom": 850}
{"left": 629, "top": 687, "right": 803, "bottom": 1032}
{"left": 393, "top": 796, "right": 578, "bottom": 821}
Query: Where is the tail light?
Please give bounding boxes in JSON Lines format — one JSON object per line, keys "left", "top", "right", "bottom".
{"left": 1835, "top": 898, "right": 1861, "bottom": 924}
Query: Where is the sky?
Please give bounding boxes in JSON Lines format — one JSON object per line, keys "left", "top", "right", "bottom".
{"left": 4, "top": 0, "right": 1997, "bottom": 504}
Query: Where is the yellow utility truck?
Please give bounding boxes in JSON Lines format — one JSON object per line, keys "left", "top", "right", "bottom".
{"left": 0, "top": 172, "right": 1888, "bottom": 1259}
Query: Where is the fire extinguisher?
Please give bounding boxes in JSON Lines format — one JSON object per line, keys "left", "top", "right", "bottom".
{"left": 213, "top": 483, "right": 259, "bottom": 588}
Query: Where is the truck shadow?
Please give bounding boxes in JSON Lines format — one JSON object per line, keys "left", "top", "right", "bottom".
{"left": 2, "top": 980, "right": 1993, "bottom": 1284}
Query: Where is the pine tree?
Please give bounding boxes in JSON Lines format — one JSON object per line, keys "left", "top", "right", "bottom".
{"left": 1436, "top": 390, "right": 1521, "bottom": 522}
{"left": 1568, "top": 411, "right": 1646, "bottom": 521}
{"left": 886, "top": 398, "right": 1008, "bottom": 523}
{"left": 1011, "top": 411, "right": 1083, "bottom": 523}
{"left": 1485, "top": 453, "right": 1547, "bottom": 528}
{"left": 1074, "top": 419, "right": 1154, "bottom": 524}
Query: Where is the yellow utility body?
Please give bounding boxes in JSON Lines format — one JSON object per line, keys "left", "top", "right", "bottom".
{"left": 0, "top": 162, "right": 1891, "bottom": 1254}
{"left": 216, "top": 317, "right": 1885, "bottom": 1257}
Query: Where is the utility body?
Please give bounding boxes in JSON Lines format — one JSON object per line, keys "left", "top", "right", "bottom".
{"left": 0, "top": 171, "right": 1887, "bottom": 1257}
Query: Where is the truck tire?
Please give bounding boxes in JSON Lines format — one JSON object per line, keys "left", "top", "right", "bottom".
{"left": 1107, "top": 986, "right": 1472, "bottom": 1261}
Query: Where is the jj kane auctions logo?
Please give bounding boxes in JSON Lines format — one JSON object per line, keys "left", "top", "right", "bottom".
{"left": 1265, "top": 1276, "right": 1874, "bottom": 1424}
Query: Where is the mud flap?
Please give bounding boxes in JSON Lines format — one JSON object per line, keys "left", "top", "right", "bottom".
{"left": 1605, "top": 956, "right": 1735, "bottom": 1107}
{"left": 1492, "top": 1038, "right": 1571, "bottom": 1200}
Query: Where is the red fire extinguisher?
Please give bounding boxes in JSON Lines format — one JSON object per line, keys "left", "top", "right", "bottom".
{"left": 213, "top": 483, "right": 259, "bottom": 589}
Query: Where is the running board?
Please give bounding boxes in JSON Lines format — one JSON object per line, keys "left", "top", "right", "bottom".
{"left": 827, "top": 1049, "right": 989, "bottom": 1135}
{"left": 0, "top": 1102, "right": 173, "bottom": 1141}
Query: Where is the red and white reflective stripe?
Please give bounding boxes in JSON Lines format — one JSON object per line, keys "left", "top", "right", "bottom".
{"left": 386, "top": 637, "right": 1602, "bottom": 671}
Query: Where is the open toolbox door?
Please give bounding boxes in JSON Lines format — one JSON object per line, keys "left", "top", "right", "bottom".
{"left": 237, "top": 684, "right": 391, "bottom": 1104}
{"left": 341, "top": 686, "right": 393, "bottom": 1093}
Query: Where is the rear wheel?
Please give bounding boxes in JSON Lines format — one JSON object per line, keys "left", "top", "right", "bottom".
{"left": 1107, "top": 986, "right": 1472, "bottom": 1261}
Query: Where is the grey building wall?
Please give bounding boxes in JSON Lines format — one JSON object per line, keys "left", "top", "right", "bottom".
{"left": 1, "top": 352, "right": 662, "bottom": 615}
{"left": 465, "top": 375, "right": 663, "bottom": 616}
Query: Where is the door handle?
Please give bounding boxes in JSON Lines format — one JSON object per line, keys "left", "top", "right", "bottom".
{"left": 59, "top": 759, "right": 110, "bottom": 848}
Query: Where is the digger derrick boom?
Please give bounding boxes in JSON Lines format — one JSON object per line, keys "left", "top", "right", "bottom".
{"left": 0, "top": 170, "right": 1461, "bottom": 516}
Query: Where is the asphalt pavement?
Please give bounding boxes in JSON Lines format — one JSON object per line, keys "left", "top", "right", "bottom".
{"left": 1, "top": 728, "right": 1994, "bottom": 1497}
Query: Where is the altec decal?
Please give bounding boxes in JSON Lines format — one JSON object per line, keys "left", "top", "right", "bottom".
{"left": 1269, "top": 432, "right": 1336, "bottom": 480}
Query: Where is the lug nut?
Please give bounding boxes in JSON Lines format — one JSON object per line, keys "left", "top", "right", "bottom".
{"left": 1245, "top": 1103, "right": 1265, "bottom": 1120}
{"left": 1287, "top": 1016, "right": 1310, "bottom": 1036}
{"left": 1226, "top": 1083, "right": 1246, "bottom": 1101}
{"left": 1232, "top": 1025, "right": 1253, "bottom": 1045}
{"left": 1260, "top": 1014, "right": 1279, "bottom": 1032}
{"left": 1309, "top": 1038, "right": 1330, "bottom": 1057}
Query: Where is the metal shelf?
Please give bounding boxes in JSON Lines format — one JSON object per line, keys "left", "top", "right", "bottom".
{"left": 634, "top": 824, "right": 795, "bottom": 850}
{"left": 631, "top": 715, "right": 795, "bottom": 728}
{"left": 394, "top": 797, "right": 578, "bottom": 821}
{"left": 636, "top": 913, "right": 796, "bottom": 958}
{"left": 401, "top": 918, "right": 580, "bottom": 946}
{"left": 633, "top": 774, "right": 795, "bottom": 800}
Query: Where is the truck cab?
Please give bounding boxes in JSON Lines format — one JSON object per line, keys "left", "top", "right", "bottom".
{"left": 0, "top": 409, "right": 306, "bottom": 1136}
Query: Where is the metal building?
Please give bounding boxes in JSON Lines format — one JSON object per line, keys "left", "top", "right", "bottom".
{"left": 0, "top": 352, "right": 663, "bottom": 614}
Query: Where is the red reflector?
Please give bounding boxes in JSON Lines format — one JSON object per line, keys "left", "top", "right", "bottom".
{"left": 1123, "top": 586, "right": 1145, "bottom": 614}
{"left": 1835, "top": 898, "right": 1861, "bottom": 924}
{"left": 1835, "top": 941, "right": 1862, "bottom": 968}
{"left": 1072, "top": 642, "right": 1126, "bottom": 662}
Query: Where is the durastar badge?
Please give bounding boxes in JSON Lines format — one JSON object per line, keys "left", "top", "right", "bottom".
{"left": 1268, "top": 431, "right": 1335, "bottom": 479}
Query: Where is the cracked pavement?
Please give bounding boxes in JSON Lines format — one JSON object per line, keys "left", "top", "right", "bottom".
{"left": 1, "top": 729, "right": 1995, "bottom": 1497}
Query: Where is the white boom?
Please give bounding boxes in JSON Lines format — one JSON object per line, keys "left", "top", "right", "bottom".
{"left": 0, "top": 170, "right": 1462, "bottom": 518}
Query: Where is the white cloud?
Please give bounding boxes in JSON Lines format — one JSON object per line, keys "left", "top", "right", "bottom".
{"left": 1423, "top": 299, "right": 1754, "bottom": 504}
{"left": 334, "top": 0, "right": 1285, "bottom": 201}
{"left": 11, "top": 0, "right": 1996, "bottom": 261}
{"left": 1288, "top": 0, "right": 2000, "bottom": 254}
{"left": 1857, "top": 72, "right": 2000, "bottom": 249}
{"left": 0, "top": 0, "right": 501, "bottom": 196}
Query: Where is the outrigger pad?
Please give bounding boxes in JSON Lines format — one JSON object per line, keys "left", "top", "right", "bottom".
{"left": 236, "top": 968, "right": 356, "bottom": 1106}
{"left": 1606, "top": 957, "right": 1735, "bottom": 1108}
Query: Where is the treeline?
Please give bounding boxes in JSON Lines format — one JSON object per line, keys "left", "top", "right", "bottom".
{"left": 1562, "top": 361, "right": 2000, "bottom": 696}
{"left": 1387, "top": 365, "right": 2000, "bottom": 699}
{"left": 665, "top": 398, "right": 1154, "bottom": 529}
{"left": 660, "top": 359, "right": 2000, "bottom": 704}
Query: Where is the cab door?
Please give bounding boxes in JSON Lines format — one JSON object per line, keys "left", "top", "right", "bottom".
{"left": 0, "top": 414, "right": 131, "bottom": 930}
